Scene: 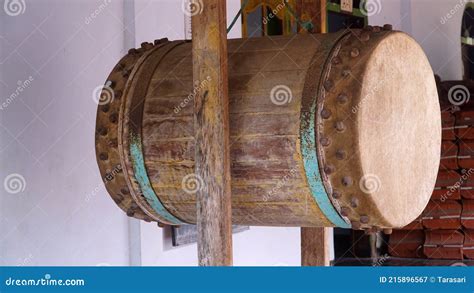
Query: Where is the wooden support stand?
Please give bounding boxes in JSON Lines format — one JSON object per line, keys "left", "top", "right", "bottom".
{"left": 192, "top": 0, "right": 233, "bottom": 266}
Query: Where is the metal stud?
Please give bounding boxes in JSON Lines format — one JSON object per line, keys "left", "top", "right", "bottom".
{"left": 332, "top": 190, "right": 342, "bottom": 199}
{"left": 360, "top": 215, "right": 370, "bottom": 224}
{"left": 342, "top": 69, "right": 351, "bottom": 78}
{"left": 332, "top": 56, "right": 341, "bottom": 65}
{"left": 321, "top": 108, "right": 332, "bottom": 119}
{"left": 101, "top": 104, "right": 110, "bottom": 113}
{"left": 115, "top": 90, "right": 122, "bottom": 98}
{"left": 320, "top": 137, "right": 331, "bottom": 147}
{"left": 340, "top": 206, "right": 350, "bottom": 217}
{"left": 350, "top": 48, "right": 360, "bottom": 58}
{"left": 108, "top": 138, "right": 118, "bottom": 148}
{"left": 373, "top": 26, "right": 382, "bottom": 33}
{"left": 337, "top": 93, "right": 348, "bottom": 104}
{"left": 383, "top": 24, "right": 393, "bottom": 31}
{"left": 360, "top": 32, "right": 370, "bottom": 42}
{"left": 336, "top": 149, "right": 346, "bottom": 160}
{"left": 350, "top": 196, "right": 359, "bottom": 208}
{"left": 128, "top": 48, "right": 138, "bottom": 54}
{"left": 351, "top": 221, "right": 361, "bottom": 229}
{"left": 109, "top": 113, "right": 118, "bottom": 124}
{"left": 342, "top": 176, "right": 353, "bottom": 186}
{"left": 99, "top": 153, "right": 108, "bottom": 161}
{"left": 335, "top": 121, "right": 345, "bottom": 132}
{"left": 324, "top": 79, "right": 333, "bottom": 91}
{"left": 141, "top": 42, "right": 153, "bottom": 50}
{"left": 98, "top": 127, "right": 108, "bottom": 136}
{"left": 324, "top": 165, "right": 335, "bottom": 175}
{"left": 121, "top": 188, "right": 130, "bottom": 195}
{"left": 363, "top": 25, "right": 373, "bottom": 31}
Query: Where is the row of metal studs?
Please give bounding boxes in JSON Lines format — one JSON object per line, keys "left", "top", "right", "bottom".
{"left": 319, "top": 25, "right": 393, "bottom": 233}
{"left": 96, "top": 39, "right": 169, "bottom": 222}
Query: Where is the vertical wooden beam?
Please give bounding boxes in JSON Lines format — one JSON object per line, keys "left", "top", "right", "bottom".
{"left": 299, "top": 0, "right": 329, "bottom": 267}
{"left": 192, "top": 1, "right": 233, "bottom": 266}
{"left": 301, "top": 227, "right": 330, "bottom": 266}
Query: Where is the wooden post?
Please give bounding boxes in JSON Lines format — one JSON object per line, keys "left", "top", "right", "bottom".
{"left": 301, "top": 228, "right": 330, "bottom": 266}
{"left": 192, "top": 0, "right": 233, "bottom": 266}
{"left": 299, "top": 0, "right": 330, "bottom": 267}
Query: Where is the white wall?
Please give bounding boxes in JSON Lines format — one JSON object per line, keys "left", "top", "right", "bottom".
{"left": 0, "top": 0, "right": 301, "bottom": 266}
{"left": 369, "top": 0, "right": 467, "bottom": 80}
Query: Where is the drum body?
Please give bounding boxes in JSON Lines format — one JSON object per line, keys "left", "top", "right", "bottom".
{"left": 95, "top": 29, "right": 441, "bottom": 229}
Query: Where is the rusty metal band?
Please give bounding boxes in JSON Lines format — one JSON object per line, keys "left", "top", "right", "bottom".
{"left": 300, "top": 31, "right": 351, "bottom": 228}
{"left": 125, "top": 41, "right": 187, "bottom": 225}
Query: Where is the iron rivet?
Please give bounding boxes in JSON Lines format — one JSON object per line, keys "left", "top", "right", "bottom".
{"left": 342, "top": 69, "right": 351, "bottom": 78}
{"left": 109, "top": 113, "right": 118, "bottom": 124}
{"left": 101, "top": 104, "right": 110, "bottom": 113}
{"left": 121, "top": 188, "right": 130, "bottom": 195}
{"left": 115, "top": 90, "right": 122, "bottom": 98}
{"left": 126, "top": 210, "right": 134, "bottom": 217}
{"left": 364, "top": 25, "right": 373, "bottom": 31}
{"left": 332, "top": 190, "right": 342, "bottom": 199}
{"left": 337, "top": 93, "right": 348, "bottom": 104}
{"left": 141, "top": 42, "right": 153, "bottom": 50}
{"left": 350, "top": 48, "right": 360, "bottom": 58}
{"left": 360, "top": 215, "right": 370, "bottom": 224}
{"left": 335, "top": 121, "right": 345, "bottom": 132}
{"left": 108, "top": 139, "right": 118, "bottom": 148}
{"left": 342, "top": 176, "right": 353, "bottom": 186}
{"left": 336, "top": 149, "right": 346, "bottom": 160}
{"left": 320, "top": 137, "right": 331, "bottom": 147}
{"left": 351, "top": 221, "right": 361, "bottom": 229}
{"left": 99, "top": 153, "right": 108, "bottom": 161}
{"left": 340, "top": 207, "right": 350, "bottom": 217}
{"left": 128, "top": 48, "right": 138, "bottom": 54}
{"left": 373, "top": 26, "right": 382, "bottom": 32}
{"left": 360, "top": 33, "right": 370, "bottom": 41}
{"left": 383, "top": 24, "right": 393, "bottom": 31}
{"left": 98, "top": 127, "right": 108, "bottom": 136}
{"left": 321, "top": 108, "right": 332, "bottom": 119}
{"left": 350, "top": 196, "right": 359, "bottom": 208}
{"left": 332, "top": 57, "right": 341, "bottom": 65}
{"left": 324, "top": 79, "right": 333, "bottom": 91}
{"left": 122, "top": 70, "right": 130, "bottom": 78}
{"left": 324, "top": 165, "right": 335, "bottom": 175}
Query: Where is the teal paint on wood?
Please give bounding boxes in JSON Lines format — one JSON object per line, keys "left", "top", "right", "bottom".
{"left": 300, "top": 111, "right": 350, "bottom": 228}
{"left": 130, "top": 135, "right": 184, "bottom": 225}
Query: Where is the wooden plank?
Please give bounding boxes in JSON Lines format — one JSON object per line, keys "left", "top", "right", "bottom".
{"left": 301, "top": 227, "right": 330, "bottom": 266}
{"left": 192, "top": 0, "right": 233, "bottom": 266}
{"left": 296, "top": 0, "right": 327, "bottom": 33}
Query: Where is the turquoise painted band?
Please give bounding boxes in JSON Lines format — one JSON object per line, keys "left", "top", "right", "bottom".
{"left": 300, "top": 111, "right": 351, "bottom": 228}
{"left": 130, "top": 135, "right": 184, "bottom": 225}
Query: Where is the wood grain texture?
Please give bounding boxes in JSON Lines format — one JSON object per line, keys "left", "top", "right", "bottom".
{"left": 301, "top": 227, "right": 330, "bottom": 266}
{"left": 192, "top": 0, "right": 232, "bottom": 266}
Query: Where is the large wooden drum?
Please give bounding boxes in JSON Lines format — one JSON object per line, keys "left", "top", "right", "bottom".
{"left": 95, "top": 27, "right": 441, "bottom": 230}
